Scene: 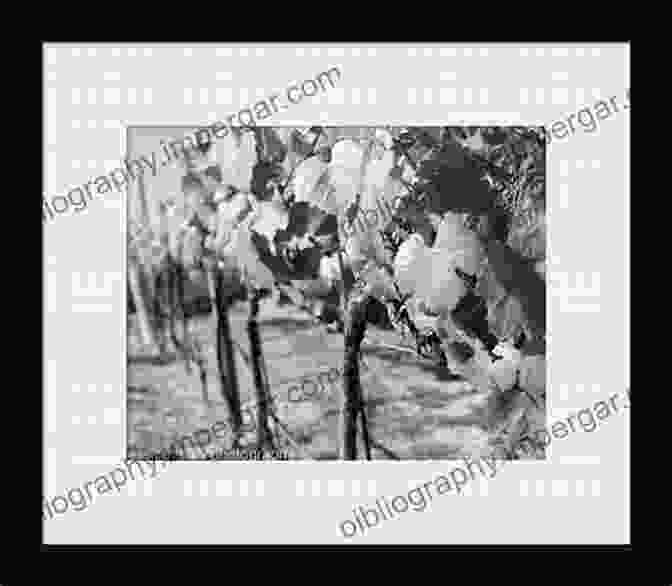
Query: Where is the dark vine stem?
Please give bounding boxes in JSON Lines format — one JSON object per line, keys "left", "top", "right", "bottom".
{"left": 358, "top": 392, "right": 373, "bottom": 461}
{"left": 170, "top": 238, "right": 192, "bottom": 375}
{"left": 373, "top": 262, "right": 449, "bottom": 368}
{"left": 213, "top": 268, "right": 243, "bottom": 444}
{"left": 191, "top": 337, "right": 209, "bottom": 405}
{"left": 276, "top": 261, "right": 446, "bottom": 371}
{"left": 336, "top": 250, "right": 349, "bottom": 317}
{"left": 247, "top": 288, "right": 275, "bottom": 450}
{"left": 128, "top": 253, "right": 158, "bottom": 353}
{"left": 227, "top": 335, "right": 313, "bottom": 459}
{"left": 152, "top": 265, "right": 171, "bottom": 358}
{"left": 340, "top": 292, "right": 374, "bottom": 460}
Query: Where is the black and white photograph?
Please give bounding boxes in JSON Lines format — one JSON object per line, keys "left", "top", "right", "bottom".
{"left": 126, "top": 125, "right": 547, "bottom": 461}
{"left": 44, "top": 43, "right": 628, "bottom": 546}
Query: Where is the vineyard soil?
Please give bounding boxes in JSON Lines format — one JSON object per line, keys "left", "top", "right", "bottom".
{"left": 127, "top": 299, "right": 545, "bottom": 460}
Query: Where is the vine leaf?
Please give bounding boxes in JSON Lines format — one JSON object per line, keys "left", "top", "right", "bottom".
{"left": 290, "top": 156, "right": 330, "bottom": 207}
{"left": 222, "top": 221, "right": 275, "bottom": 290}
{"left": 250, "top": 195, "right": 289, "bottom": 251}
{"left": 393, "top": 232, "right": 470, "bottom": 315}
{"left": 416, "top": 142, "right": 495, "bottom": 216}
{"left": 212, "top": 130, "right": 257, "bottom": 192}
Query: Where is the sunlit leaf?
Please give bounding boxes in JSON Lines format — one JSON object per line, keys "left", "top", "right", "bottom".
{"left": 211, "top": 191, "right": 253, "bottom": 255}
{"left": 212, "top": 130, "right": 257, "bottom": 192}
{"left": 359, "top": 264, "right": 397, "bottom": 301}
{"left": 290, "top": 156, "right": 330, "bottom": 207}
{"left": 344, "top": 227, "right": 389, "bottom": 273}
{"left": 433, "top": 212, "right": 483, "bottom": 275}
{"left": 250, "top": 195, "right": 289, "bottom": 250}
{"left": 393, "top": 233, "right": 468, "bottom": 314}
{"left": 222, "top": 221, "right": 275, "bottom": 290}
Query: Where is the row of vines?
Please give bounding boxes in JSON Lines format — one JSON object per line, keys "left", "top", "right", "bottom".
{"left": 131, "top": 125, "right": 547, "bottom": 460}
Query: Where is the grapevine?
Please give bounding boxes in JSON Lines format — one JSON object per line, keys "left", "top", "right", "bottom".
{"left": 137, "top": 125, "right": 546, "bottom": 460}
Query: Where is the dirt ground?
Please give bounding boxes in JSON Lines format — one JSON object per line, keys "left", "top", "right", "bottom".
{"left": 127, "top": 298, "right": 545, "bottom": 461}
